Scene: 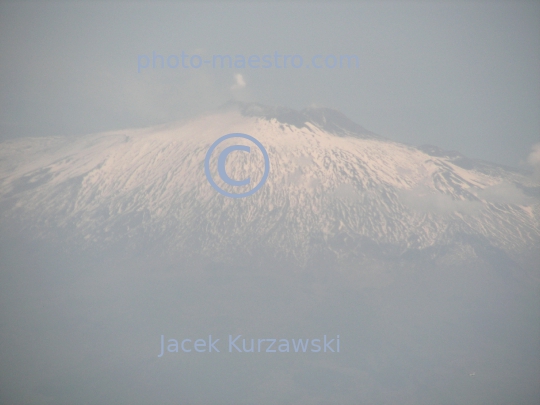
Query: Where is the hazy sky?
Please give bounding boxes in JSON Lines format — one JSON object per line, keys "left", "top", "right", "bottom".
{"left": 0, "top": 0, "right": 539, "bottom": 167}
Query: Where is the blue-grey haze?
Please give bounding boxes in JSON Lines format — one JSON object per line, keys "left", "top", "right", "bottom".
{"left": 1, "top": 2, "right": 540, "bottom": 404}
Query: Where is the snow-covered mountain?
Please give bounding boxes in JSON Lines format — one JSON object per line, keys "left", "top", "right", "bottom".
{"left": 0, "top": 101, "right": 539, "bottom": 269}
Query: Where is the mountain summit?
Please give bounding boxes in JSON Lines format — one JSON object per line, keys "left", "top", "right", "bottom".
{"left": 220, "top": 100, "right": 380, "bottom": 139}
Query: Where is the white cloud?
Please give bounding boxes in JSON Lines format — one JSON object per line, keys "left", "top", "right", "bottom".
{"left": 400, "top": 180, "right": 534, "bottom": 216}
{"left": 230, "top": 73, "right": 246, "bottom": 90}
{"left": 476, "top": 181, "right": 531, "bottom": 205}
{"left": 399, "top": 186, "right": 481, "bottom": 215}
{"left": 526, "top": 143, "right": 540, "bottom": 180}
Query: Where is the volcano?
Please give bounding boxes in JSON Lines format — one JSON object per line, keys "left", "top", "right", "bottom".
{"left": 0, "top": 101, "right": 538, "bottom": 270}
